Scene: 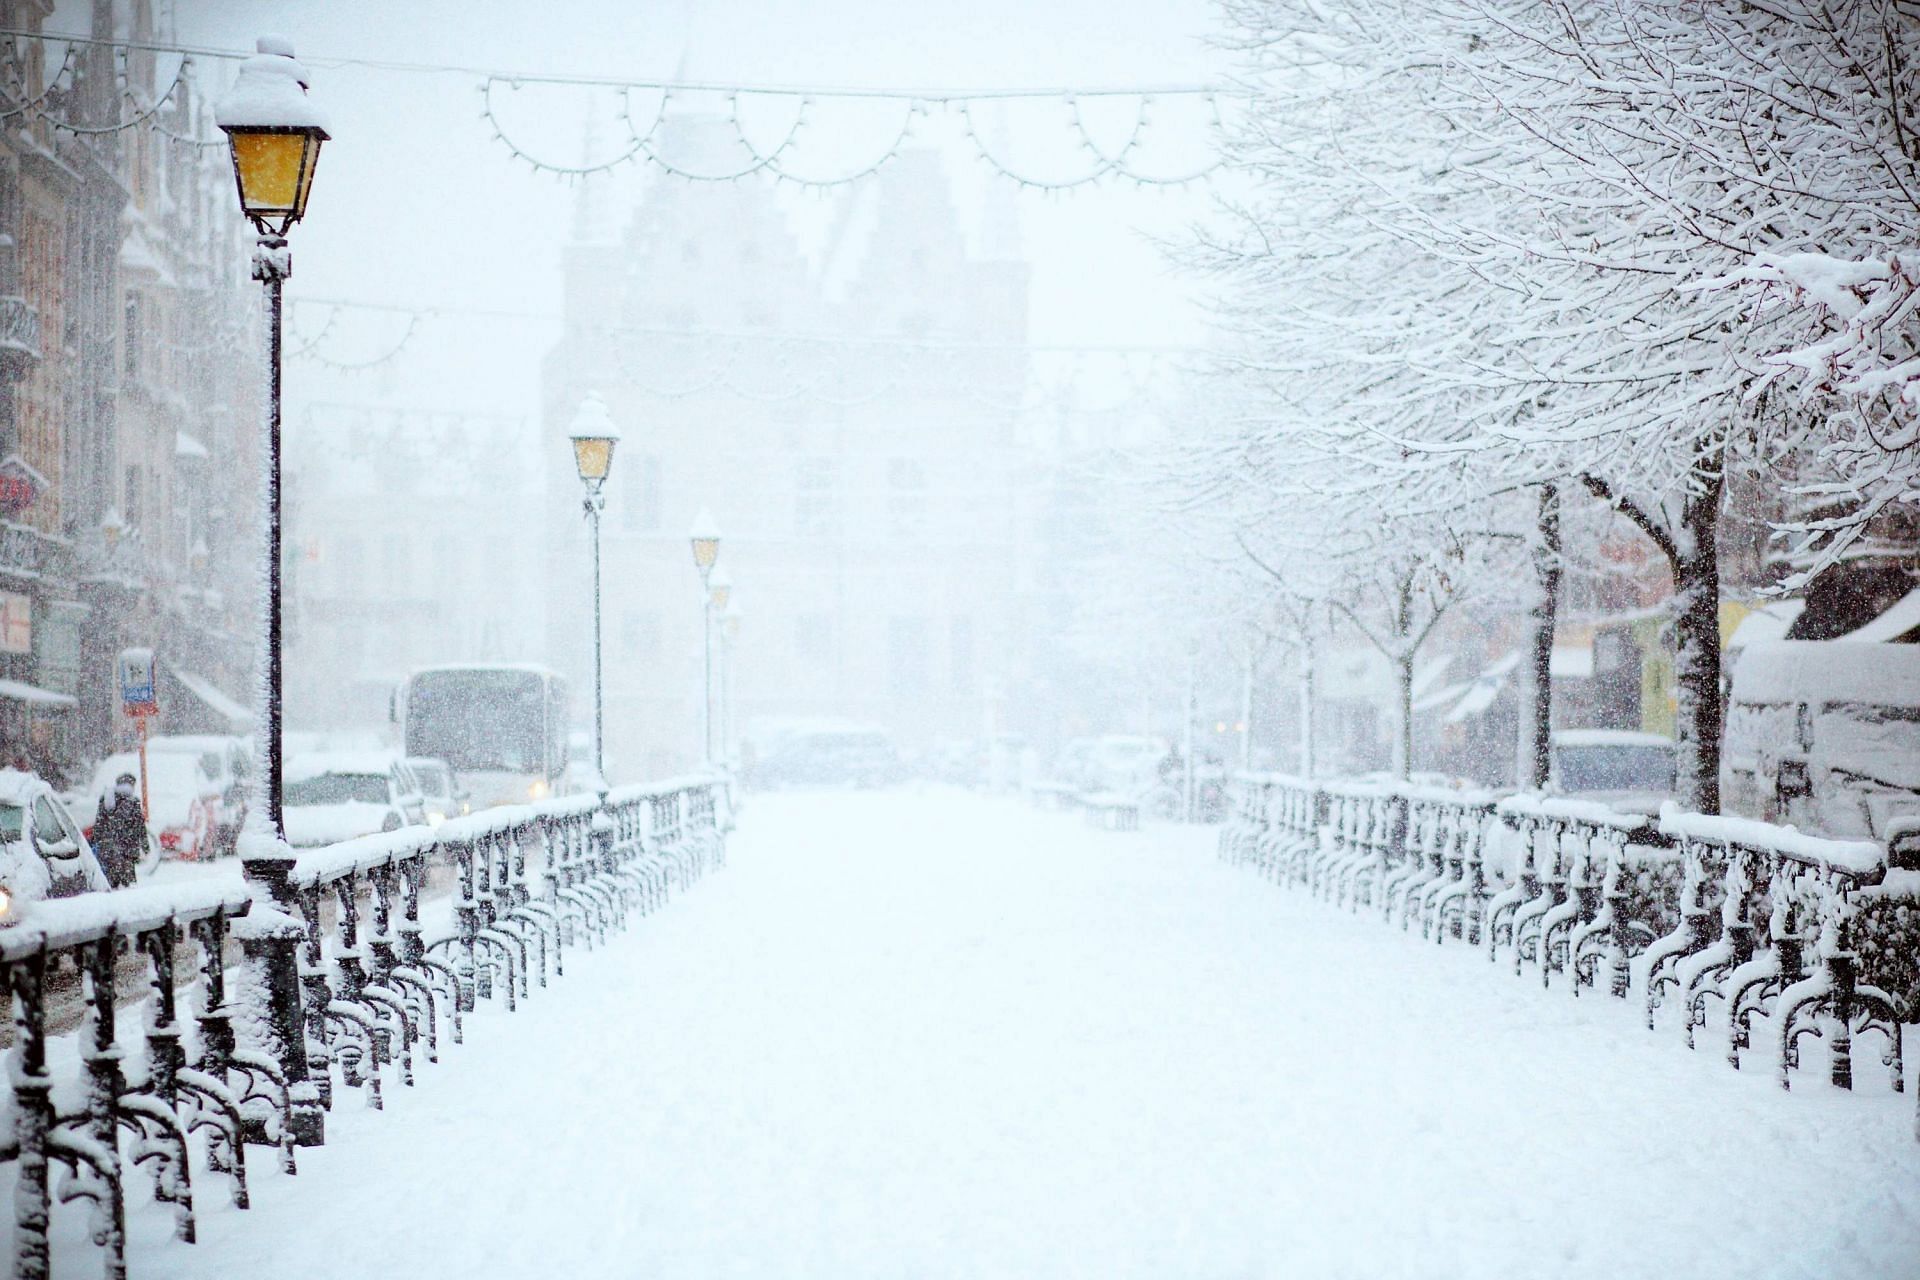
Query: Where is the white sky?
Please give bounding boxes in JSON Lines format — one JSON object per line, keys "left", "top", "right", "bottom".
{"left": 169, "top": 0, "right": 1231, "bottom": 422}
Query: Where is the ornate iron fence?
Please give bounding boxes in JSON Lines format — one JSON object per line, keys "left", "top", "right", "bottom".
{"left": 1219, "top": 773, "right": 1920, "bottom": 1139}
{"left": 1, "top": 777, "right": 728, "bottom": 1279}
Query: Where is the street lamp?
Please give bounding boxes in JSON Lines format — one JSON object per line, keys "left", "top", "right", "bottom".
{"left": 216, "top": 34, "right": 329, "bottom": 840}
{"left": 721, "top": 600, "right": 742, "bottom": 763}
{"left": 688, "top": 508, "right": 721, "bottom": 764}
{"left": 706, "top": 567, "right": 733, "bottom": 763}
{"left": 215, "top": 33, "right": 329, "bottom": 1148}
{"left": 568, "top": 394, "right": 621, "bottom": 786}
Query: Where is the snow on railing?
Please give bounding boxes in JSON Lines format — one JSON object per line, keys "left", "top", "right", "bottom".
{"left": 0, "top": 777, "right": 731, "bottom": 1279}
{"left": 1217, "top": 773, "right": 1919, "bottom": 1141}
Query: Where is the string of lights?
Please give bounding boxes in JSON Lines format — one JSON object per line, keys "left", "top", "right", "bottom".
{"left": 50, "top": 46, "right": 190, "bottom": 136}
{"left": 484, "top": 80, "right": 1223, "bottom": 189}
{"left": 0, "top": 37, "right": 74, "bottom": 120}
{"left": 0, "top": 26, "right": 1229, "bottom": 188}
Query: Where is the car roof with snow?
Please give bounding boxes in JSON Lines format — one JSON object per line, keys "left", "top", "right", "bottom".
{"left": 144, "top": 734, "right": 243, "bottom": 753}
{"left": 1551, "top": 730, "right": 1675, "bottom": 749}
{"left": 0, "top": 769, "right": 52, "bottom": 807}
{"left": 1731, "top": 638, "right": 1920, "bottom": 709}
{"left": 286, "top": 752, "right": 401, "bottom": 783}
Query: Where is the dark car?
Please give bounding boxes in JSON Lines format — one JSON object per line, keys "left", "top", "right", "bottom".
{"left": 750, "top": 728, "right": 905, "bottom": 789}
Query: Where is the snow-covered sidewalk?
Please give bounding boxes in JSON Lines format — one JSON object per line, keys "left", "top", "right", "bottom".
{"left": 122, "top": 790, "right": 1918, "bottom": 1280}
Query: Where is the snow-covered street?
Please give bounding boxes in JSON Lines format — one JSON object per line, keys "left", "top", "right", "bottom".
{"left": 114, "top": 790, "right": 1920, "bottom": 1280}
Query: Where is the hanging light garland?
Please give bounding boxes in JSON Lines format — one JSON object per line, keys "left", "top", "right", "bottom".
{"left": 0, "top": 27, "right": 1231, "bottom": 188}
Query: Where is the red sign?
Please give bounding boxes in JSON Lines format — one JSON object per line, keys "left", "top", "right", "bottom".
{"left": 0, "top": 456, "right": 41, "bottom": 519}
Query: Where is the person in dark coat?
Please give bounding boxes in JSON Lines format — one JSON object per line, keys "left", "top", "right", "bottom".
{"left": 92, "top": 772, "right": 146, "bottom": 889}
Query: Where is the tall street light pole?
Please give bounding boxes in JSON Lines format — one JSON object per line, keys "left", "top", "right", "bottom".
{"left": 721, "top": 601, "right": 742, "bottom": 762}
{"left": 216, "top": 34, "right": 329, "bottom": 1147}
{"left": 688, "top": 508, "right": 721, "bottom": 765}
{"left": 216, "top": 35, "right": 329, "bottom": 839}
{"left": 568, "top": 395, "right": 621, "bottom": 786}
{"left": 707, "top": 566, "right": 733, "bottom": 763}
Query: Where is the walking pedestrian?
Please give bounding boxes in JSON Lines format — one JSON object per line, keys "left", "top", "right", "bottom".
{"left": 93, "top": 772, "right": 146, "bottom": 889}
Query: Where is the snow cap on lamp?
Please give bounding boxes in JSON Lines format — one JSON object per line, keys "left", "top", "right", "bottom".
{"left": 215, "top": 36, "right": 331, "bottom": 132}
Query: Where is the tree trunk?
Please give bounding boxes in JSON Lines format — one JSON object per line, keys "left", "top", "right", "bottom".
{"left": 1673, "top": 471, "right": 1725, "bottom": 814}
{"left": 1393, "top": 653, "right": 1414, "bottom": 780}
{"left": 1239, "top": 655, "right": 1255, "bottom": 771}
{"left": 1520, "top": 483, "right": 1562, "bottom": 790}
{"left": 1300, "top": 640, "right": 1316, "bottom": 777}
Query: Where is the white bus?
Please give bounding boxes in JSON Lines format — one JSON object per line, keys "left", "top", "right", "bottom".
{"left": 395, "top": 664, "right": 569, "bottom": 810}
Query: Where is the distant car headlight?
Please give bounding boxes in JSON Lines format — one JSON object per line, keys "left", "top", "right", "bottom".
{"left": 0, "top": 884, "right": 13, "bottom": 919}
{"left": 529, "top": 780, "right": 549, "bottom": 800}
{"left": 426, "top": 811, "right": 445, "bottom": 828}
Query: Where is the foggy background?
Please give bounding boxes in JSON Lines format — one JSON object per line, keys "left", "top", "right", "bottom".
{"left": 166, "top": 0, "right": 1237, "bottom": 777}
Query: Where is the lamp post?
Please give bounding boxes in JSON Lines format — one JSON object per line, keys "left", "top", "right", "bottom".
{"left": 720, "top": 601, "right": 742, "bottom": 763}
{"left": 216, "top": 33, "right": 329, "bottom": 1148}
{"left": 707, "top": 567, "right": 733, "bottom": 763}
{"left": 567, "top": 395, "right": 621, "bottom": 786}
{"left": 688, "top": 508, "right": 721, "bottom": 764}
{"left": 216, "top": 35, "right": 329, "bottom": 838}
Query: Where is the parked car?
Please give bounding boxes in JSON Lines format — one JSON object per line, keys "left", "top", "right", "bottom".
{"left": 87, "top": 742, "right": 229, "bottom": 860}
{"left": 151, "top": 734, "right": 251, "bottom": 854}
{"left": 404, "top": 756, "right": 469, "bottom": 826}
{"left": 283, "top": 753, "right": 421, "bottom": 848}
{"left": 1724, "top": 639, "right": 1920, "bottom": 839}
{"left": 0, "top": 769, "right": 109, "bottom": 920}
{"left": 749, "top": 726, "right": 905, "bottom": 789}
{"left": 1548, "top": 729, "right": 1678, "bottom": 814}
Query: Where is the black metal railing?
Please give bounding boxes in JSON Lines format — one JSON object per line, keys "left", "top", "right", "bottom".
{"left": 2, "top": 776, "right": 729, "bottom": 1278}
{"left": 1218, "top": 773, "right": 1919, "bottom": 1138}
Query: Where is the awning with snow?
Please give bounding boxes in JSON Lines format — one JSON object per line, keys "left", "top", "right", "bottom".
{"left": 0, "top": 678, "right": 76, "bottom": 710}
{"left": 164, "top": 664, "right": 254, "bottom": 732}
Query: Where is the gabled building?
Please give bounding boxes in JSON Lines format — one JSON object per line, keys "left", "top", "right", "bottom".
{"left": 544, "top": 122, "right": 1032, "bottom": 779}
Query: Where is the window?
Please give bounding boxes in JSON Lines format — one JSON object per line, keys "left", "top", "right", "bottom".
{"left": 123, "top": 466, "right": 141, "bottom": 530}
{"left": 888, "top": 458, "right": 927, "bottom": 538}
{"left": 889, "top": 616, "right": 929, "bottom": 696}
{"left": 796, "top": 457, "right": 839, "bottom": 538}
{"left": 622, "top": 456, "right": 663, "bottom": 533}
{"left": 32, "top": 798, "right": 64, "bottom": 846}
{"left": 950, "top": 617, "right": 975, "bottom": 694}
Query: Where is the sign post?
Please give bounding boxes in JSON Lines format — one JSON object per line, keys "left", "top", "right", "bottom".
{"left": 118, "top": 648, "right": 159, "bottom": 824}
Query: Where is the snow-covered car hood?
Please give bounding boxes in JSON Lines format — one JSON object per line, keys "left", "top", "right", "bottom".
{"left": 283, "top": 802, "right": 399, "bottom": 849}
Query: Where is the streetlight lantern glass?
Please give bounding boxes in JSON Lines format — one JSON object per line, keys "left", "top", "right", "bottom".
{"left": 224, "top": 128, "right": 326, "bottom": 235}
{"left": 689, "top": 506, "right": 722, "bottom": 573}
{"left": 708, "top": 566, "right": 733, "bottom": 612}
{"left": 568, "top": 393, "right": 621, "bottom": 491}
{"left": 571, "top": 436, "right": 616, "bottom": 483}
{"left": 216, "top": 38, "right": 331, "bottom": 237}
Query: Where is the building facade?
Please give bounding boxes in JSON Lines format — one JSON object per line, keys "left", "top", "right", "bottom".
{"left": 0, "top": 0, "right": 263, "bottom": 782}
{"left": 543, "top": 124, "right": 1032, "bottom": 780}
